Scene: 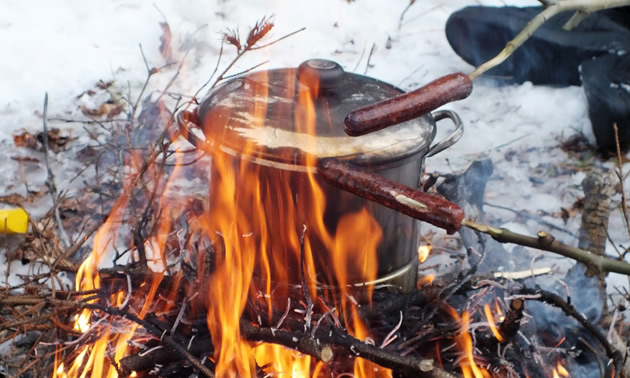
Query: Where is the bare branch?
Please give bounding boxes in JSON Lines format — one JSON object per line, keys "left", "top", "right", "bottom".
{"left": 469, "top": 0, "right": 630, "bottom": 80}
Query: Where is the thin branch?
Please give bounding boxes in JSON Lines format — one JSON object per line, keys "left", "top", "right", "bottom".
{"left": 51, "top": 216, "right": 106, "bottom": 273}
{"left": 462, "top": 219, "right": 630, "bottom": 276}
{"left": 469, "top": 0, "right": 630, "bottom": 80}
{"left": 398, "top": 0, "right": 417, "bottom": 31}
{"left": 614, "top": 123, "right": 630, "bottom": 240}
{"left": 364, "top": 43, "right": 376, "bottom": 75}
{"left": 563, "top": 10, "right": 591, "bottom": 30}
{"left": 42, "top": 93, "right": 71, "bottom": 248}
{"left": 219, "top": 60, "right": 269, "bottom": 81}
{"left": 248, "top": 26, "right": 305, "bottom": 50}
{"left": 299, "top": 225, "right": 313, "bottom": 333}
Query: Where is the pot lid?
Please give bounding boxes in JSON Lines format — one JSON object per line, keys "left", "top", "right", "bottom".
{"left": 196, "top": 59, "right": 435, "bottom": 168}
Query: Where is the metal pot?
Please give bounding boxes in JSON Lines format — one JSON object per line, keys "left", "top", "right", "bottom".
{"left": 177, "top": 59, "right": 463, "bottom": 291}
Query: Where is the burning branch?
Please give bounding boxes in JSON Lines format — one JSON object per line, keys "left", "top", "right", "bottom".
{"left": 497, "top": 298, "right": 524, "bottom": 343}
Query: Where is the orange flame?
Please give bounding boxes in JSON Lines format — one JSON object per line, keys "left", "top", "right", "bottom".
{"left": 445, "top": 306, "right": 490, "bottom": 378}
{"left": 417, "top": 274, "right": 435, "bottom": 289}
{"left": 553, "top": 361, "right": 570, "bottom": 377}
{"left": 59, "top": 65, "right": 389, "bottom": 376}
{"left": 192, "top": 68, "right": 385, "bottom": 376}
{"left": 417, "top": 245, "right": 431, "bottom": 263}
{"left": 483, "top": 303, "right": 504, "bottom": 342}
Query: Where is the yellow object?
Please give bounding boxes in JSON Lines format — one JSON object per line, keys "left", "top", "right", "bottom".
{"left": 0, "top": 208, "right": 29, "bottom": 234}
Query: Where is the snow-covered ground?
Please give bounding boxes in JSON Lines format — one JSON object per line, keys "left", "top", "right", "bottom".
{"left": 1, "top": 0, "right": 628, "bottom": 314}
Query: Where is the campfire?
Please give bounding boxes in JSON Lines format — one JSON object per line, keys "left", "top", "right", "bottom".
{"left": 2, "top": 9, "right": 630, "bottom": 378}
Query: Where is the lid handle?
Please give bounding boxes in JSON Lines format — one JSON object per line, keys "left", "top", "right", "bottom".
{"left": 297, "top": 59, "right": 345, "bottom": 89}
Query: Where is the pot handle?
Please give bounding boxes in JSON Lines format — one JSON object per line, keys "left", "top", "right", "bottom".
{"left": 426, "top": 110, "right": 463, "bottom": 158}
{"left": 176, "top": 109, "right": 207, "bottom": 149}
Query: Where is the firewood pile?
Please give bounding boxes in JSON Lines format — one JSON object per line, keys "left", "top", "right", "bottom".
{"left": 0, "top": 84, "right": 625, "bottom": 378}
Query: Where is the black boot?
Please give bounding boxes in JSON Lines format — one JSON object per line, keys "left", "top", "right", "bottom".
{"left": 445, "top": 6, "right": 630, "bottom": 151}
{"left": 582, "top": 54, "right": 630, "bottom": 151}
{"left": 445, "top": 6, "right": 630, "bottom": 85}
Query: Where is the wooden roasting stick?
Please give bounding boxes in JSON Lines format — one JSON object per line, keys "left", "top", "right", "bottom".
{"left": 317, "top": 158, "right": 630, "bottom": 276}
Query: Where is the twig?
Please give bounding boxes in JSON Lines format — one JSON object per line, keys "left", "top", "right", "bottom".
{"left": 42, "top": 93, "right": 71, "bottom": 248}
{"left": 299, "top": 225, "right": 314, "bottom": 333}
{"left": 364, "top": 43, "right": 376, "bottom": 75}
{"left": 462, "top": 219, "right": 630, "bottom": 276}
{"left": 469, "top": 0, "right": 630, "bottom": 80}
{"left": 51, "top": 216, "right": 106, "bottom": 273}
{"left": 130, "top": 44, "right": 157, "bottom": 123}
{"left": 210, "top": 16, "right": 275, "bottom": 88}
{"left": 248, "top": 26, "right": 305, "bottom": 50}
{"left": 189, "top": 22, "right": 303, "bottom": 107}
{"left": 219, "top": 60, "right": 270, "bottom": 81}
{"left": 484, "top": 201, "right": 577, "bottom": 238}
{"left": 614, "top": 123, "right": 630, "bottom": 240}
{"left": 398, "top": 0, "right": 417, "bottom": 31}
{"left": 563, "top": 10, "right": 591, "bottom": 30}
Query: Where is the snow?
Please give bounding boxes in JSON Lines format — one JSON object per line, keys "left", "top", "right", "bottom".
{"left": 1, "top": 0, "right": 629, "bottom": 320}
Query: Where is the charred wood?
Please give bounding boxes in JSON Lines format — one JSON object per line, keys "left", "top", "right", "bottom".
{"left": 498, "top": 298, "right": 524, "bottom": 343}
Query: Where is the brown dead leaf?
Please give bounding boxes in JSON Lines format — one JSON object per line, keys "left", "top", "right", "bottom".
{"left": 159, "top": 21, "right": 173, "bottom": 62}
{"left": 97, "top": 80, "right": 114, "bottom": 90}
{"left": 11, "top": 156, "right": 40, "bottom": 163}
{"left": 13, "top": 131, "right": 39, "bottom": 149}
{"left": 13, "top": 128, "right": 74, "bottom": 152}
{"left": 223, "top": 28, "right": 242, "bottom": 52}
{"left": 43, "top": 128, "right": 73, "bottom": 152}
{"left": 246, "top": 16, "right": 274, "bottom": 48}
{"left": 0, "top": 193, "right": 29, "bottom": 206}
{"left": 81, "top": 103, "right": 123, "bottom": 119}
{"left": 7, "top": 224, "right": 60, "bottom": 264}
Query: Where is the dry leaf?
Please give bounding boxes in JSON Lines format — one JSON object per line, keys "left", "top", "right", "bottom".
{"left": 13, "top": 131, "right": 39, "bottom": 149}
{"left": 246, "top": 16, "right": 274, "bottom": 48}
{"left": 223, "top": 28, "right": 242, "bottom": 52}
{"left": 11, "top": 156, "right": 40, "bottom": 163}
{"left": 13, "top": 128, "right": 73, "bottom": 152}
{"left": 81, "top": 103, "right": 123, "bottom": 119}
{"left": 0, "top": 193, "right": 29, "bottom": 206}
{"left": 159, "top": 21, "right": 173, "bottom": 62}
